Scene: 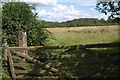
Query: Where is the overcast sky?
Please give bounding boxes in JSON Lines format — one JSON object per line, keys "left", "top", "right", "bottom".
{"left": 6, "top": 0, "right": 110, "bottom": 22}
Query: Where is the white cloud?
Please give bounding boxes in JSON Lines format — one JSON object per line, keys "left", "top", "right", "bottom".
{"left": 90, "top": 8, "right": 94, "bottom": 11}
{"left": 52, "top": 4, "right": 80, "bottom": 15}
{"left": 20, "top": 0, "right": 58, "bottom": 6}
{"left": 38, "top": 4, "right": 91, "bottom": 22}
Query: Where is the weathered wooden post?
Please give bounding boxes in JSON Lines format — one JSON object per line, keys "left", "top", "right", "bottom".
{"left": 18, "top": 31, "right": 27, "bottom": 55}
{"left": 2, "top": 40, "right": 8, "bottom": 61}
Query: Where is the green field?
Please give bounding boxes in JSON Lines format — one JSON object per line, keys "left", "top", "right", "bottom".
{"left": 47, "top": 25, "right": 119, "bottom": 46}
{"left": 45, "top": 26, "right": 119, "bottom": 78}
{"left": 2, "top": 26, "right": 119, "bottom": 78}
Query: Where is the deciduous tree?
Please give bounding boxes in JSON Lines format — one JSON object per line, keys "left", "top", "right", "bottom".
{"left": 2, "top": 2, "right": 50, "bottom": 46}
{"left": 96, "top": 0, "right": 120, "bottom": 23}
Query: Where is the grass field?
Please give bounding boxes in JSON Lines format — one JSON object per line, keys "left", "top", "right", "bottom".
{"left": 45, "top": 26, "right": 119, "bottom": 78}
{"left": 47, "top": 25, "right": 119, "bottom": 46}
{"left": 2, "top": 26, "right": 119, "bottom": 78}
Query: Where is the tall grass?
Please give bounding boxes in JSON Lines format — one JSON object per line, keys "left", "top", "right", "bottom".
{"left": 47, "top": 26, "right": 118, "bottom": 46}
{"left": 46, "top": 26, "right": 119, "bottom": 77}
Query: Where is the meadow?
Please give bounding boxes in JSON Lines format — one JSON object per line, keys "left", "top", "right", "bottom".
{"left": 47, "top": 25, "right": 119, "bottom": 46}
{"left": 45, "top": 25, "right": 119, "bottom": 77}
{"left": 2, "top": 26, "right": 119, "bottom": 78}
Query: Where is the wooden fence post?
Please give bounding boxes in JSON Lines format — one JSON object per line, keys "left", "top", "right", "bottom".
{"left": 2, "top": 41, "right": 8, "bottom": 61}
{"left": 7, "top": 48, "right": 16, "bottom": 80}
{"left": 2, "top": 42, "right": 16, "bottom": 80}
{"left": 18, "top": 31, "right": 27, "bottom": 55}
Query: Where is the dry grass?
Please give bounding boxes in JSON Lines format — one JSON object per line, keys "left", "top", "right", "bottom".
{"left": 46, "top": 25, "right": 119, "bottom": 46}
{"left": 46, "top": 25, "right": 118, "bottom": 32}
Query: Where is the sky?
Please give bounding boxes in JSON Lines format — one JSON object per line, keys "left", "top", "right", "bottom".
{"left": 31, "top": 0, "right": 109, "bottom": 22}
{"left": 5, "top": 0, "right": 111, "bottom": 22}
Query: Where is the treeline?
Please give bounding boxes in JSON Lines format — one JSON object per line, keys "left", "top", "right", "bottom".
{"left": 46, "top": 18, "right": 116, "bottom": 27}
